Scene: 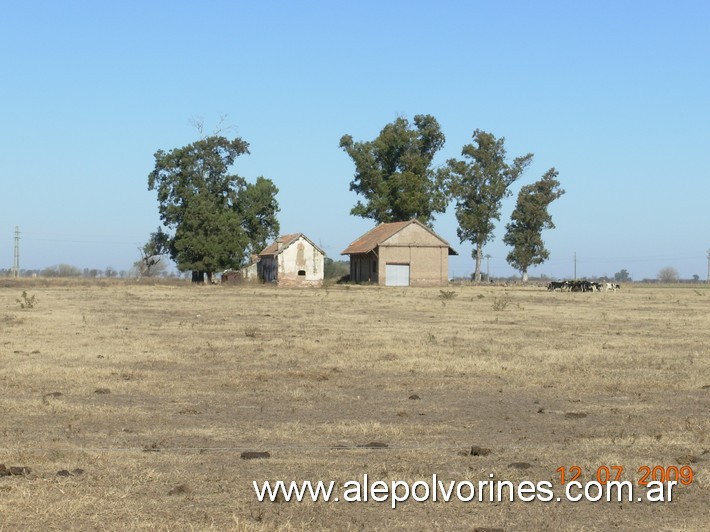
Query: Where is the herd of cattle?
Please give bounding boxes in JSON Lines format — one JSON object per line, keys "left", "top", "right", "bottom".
{"left": 547, "top": 280, "right": 621, "bottom": 292}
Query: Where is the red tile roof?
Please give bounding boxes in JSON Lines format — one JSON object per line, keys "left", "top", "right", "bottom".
{"left": 341, "top": 219, "right": 457, "bottom": 255}
{"left": 259, "top": 233, "right": 301, "bottom": 256}
{"left": 259, "top": 233, "right": 326, "bottom": 257}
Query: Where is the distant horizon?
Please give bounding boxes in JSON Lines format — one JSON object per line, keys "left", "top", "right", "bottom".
{"left": 3, "top": 221, "right": 710, "bottom": 282}
{"left": 3, "top": 251, "right": 707, "bottom": 284}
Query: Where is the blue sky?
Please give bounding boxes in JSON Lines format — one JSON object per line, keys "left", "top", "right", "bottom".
{"left": 2, "top": 1, "right": 708, "bottom": 280}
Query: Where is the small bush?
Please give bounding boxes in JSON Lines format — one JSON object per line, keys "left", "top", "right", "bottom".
{"left": 438, "top": 290, "right": 457, "bottom": 300}
{"left": 492, "top": 294, "right": 509, "bottom": 312}
{"left": 16, "top": 291, "right": 37, "bottom": 309}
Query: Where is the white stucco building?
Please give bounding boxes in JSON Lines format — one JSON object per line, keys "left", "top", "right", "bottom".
{"left": 258, "top": 233, "right": 325, "bottom": 287}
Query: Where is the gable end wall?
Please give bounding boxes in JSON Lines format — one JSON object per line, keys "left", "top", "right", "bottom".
{"left": 276, "top": 236, "right": 324, "bottom": 286}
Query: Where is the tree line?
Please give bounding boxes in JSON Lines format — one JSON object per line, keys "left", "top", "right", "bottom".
{"left": 144, "top": 115, "right": 564, "bottom": 283}
{"left": 3, "top": 264, "right": 178, "bottom": 279}
{"left": 340, "top": 115, "right": 564, "bottom": 283}
{"left": 7, "top": 266, "right": 699, "bottom": 283}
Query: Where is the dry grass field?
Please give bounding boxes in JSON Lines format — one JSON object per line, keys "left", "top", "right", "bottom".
{"left": 0, "top": 280, "right": 708, "bottom": 530}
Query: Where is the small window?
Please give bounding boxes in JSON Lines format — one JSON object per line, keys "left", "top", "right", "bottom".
{"left": 297, "top": 270, "right": 306, "bottom": 276}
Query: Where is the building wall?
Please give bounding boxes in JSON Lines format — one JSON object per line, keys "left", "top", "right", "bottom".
{"left": 242, "top": 262, "right": 259, "bottom": 281}
{"left": 276, "top": 237, "right": 324, "bottom": 287}
{"left": 221, "top": 266, "right": 257, "bottom": 284}
{"left": 377, "top": 223, "right": 449, "bottom": 286}
{"left": 379, "top": 245, "right": 448, "bottom": 286}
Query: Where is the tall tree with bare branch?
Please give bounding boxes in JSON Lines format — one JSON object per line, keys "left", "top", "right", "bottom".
{"left": 148, "top": 135, "right": 279, "bottom": 283}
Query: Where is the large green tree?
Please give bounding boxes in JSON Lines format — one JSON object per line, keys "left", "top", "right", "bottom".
{"left": 339, "top": 114, "right": 447, "bottom": 225}
{"left": 147, "top": 135, "right": 280, "bottom": 283}
{"left": 444, "top": 130, "right": 533, "bottom": 282}
{"left": 503, "top": 168, "right": 565, "bottom": 282}
{"left": 236, "top": 176, "right": 281, "bottom": 256}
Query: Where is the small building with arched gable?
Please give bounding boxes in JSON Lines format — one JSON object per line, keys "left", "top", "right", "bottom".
{"left": 258, "top": 233, "right": 325, "bottom": 287}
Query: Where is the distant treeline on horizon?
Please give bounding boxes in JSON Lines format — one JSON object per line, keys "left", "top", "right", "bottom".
{"left": 2, "top": 267, "right": 707, "bottom": 285}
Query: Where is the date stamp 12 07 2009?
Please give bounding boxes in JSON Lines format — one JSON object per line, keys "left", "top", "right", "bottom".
{"left": 556, "top": 465, "right": 694, "bottom": 487}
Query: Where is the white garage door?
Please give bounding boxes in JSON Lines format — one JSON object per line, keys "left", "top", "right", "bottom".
{"left": 385, "top": 264, "right": 410, "bottom": 286}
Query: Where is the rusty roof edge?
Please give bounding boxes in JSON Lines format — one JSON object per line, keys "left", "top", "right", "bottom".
{"left": 258, "top": 233, "right": 300, "bottom": 256}
{"left": 342, "top": 219, "right": 458, "bottom": 255}
{"left": 340, "top": 220, "right": 411, "bottom": 255}
{"left": 260, "top": 233, "right": 327, "bottom": 257}
{"left": 385, "top": 219, "right": 456, "bottom": 249}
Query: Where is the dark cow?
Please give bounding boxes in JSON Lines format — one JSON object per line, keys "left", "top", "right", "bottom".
{"left": 547, "top": 281, "right": 568, "bottom": 292}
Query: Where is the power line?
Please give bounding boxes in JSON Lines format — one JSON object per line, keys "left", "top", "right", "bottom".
{"left": 543, "top": 254, "right": 705, "bottom": 265}
{"left": 22, "top": 236, "right": 146, "bottom": 245}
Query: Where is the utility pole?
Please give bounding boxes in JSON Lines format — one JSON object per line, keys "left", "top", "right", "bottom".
{"left": 573, "top": 252, "right": 577, "bottom": 280}
{"left": 12, "top": 226, "right": 20, "bottom": 278}
{"left": 485, "top": 254, "right": 491, "bottom": 281}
